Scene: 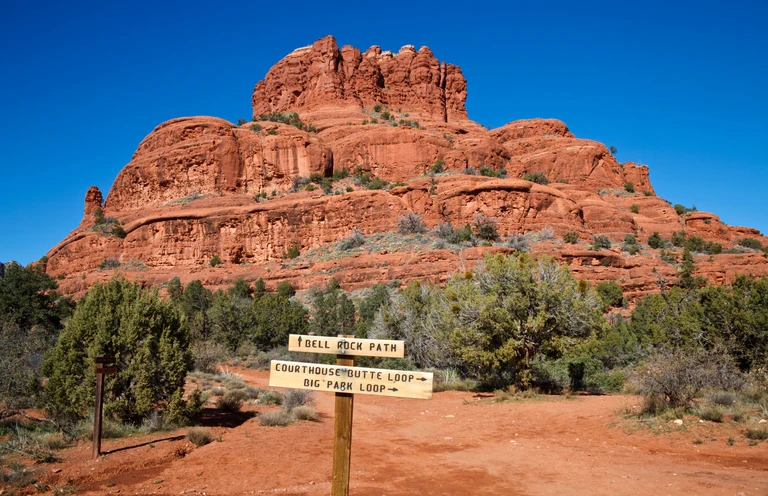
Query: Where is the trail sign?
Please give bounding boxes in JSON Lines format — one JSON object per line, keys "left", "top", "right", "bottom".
{"left": 93, "top": 354, "right": 117, "bottom": 459}
{"left": 288, "top": 334, "right": 405, "bottom": 358}
{"left": 270, "top": 334, "right": 433, "bottom": 496}
{"left": 269, "top": 360, "right": 433, "bottom": 399}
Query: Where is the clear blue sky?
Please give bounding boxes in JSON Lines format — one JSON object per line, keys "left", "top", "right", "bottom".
{"left": 2, "top": 1, "right": 766, "bottom": 265}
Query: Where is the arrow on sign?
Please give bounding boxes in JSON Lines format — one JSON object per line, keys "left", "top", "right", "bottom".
{"left": 415, "top": 377, "right": 427, "bottom": 382}
{"left": 388, "top": 388, "right": 399, "bottom": 392}
{"left": 297, "top": 336, "right": 302, "bottom": 347}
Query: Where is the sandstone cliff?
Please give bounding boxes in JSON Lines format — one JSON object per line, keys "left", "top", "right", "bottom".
{"left": 44, "top": 36, "right": 768, "bottom": 299}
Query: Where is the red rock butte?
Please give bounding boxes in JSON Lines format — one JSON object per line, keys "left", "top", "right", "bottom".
{"left": 45, "top": 35, "right": 768, "bottom": 299}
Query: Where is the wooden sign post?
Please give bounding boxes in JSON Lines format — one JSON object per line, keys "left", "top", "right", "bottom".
{"left": 333, "top": 335, "right": 355, "bottom": 496}
{"left": 92, "top": 355, "right": 117, "bottom": 459}
{"left": 270, "top": 334, "right": 433, "bottom": 496}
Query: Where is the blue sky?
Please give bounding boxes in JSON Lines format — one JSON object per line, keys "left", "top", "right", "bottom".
{"left": 1, "top": 1, "right": 766, "bottom": 265}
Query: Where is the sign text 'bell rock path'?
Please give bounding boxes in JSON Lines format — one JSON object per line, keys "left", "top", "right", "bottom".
{"left": 287, "top": 334, "right": 405, "bottom": 358}
{"left": 269, "top": 360, "right": 433, "bottom": 399}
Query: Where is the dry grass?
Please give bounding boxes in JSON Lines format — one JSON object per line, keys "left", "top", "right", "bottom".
{"left": 259, "top": 410, "right": 292, "bottom": 427}
{"left": 187, "top": 427, "right": 215, "bottom": 447}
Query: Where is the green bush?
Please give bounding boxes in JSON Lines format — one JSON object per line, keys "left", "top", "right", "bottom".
{"left": 42, "top": 278, "right": 195, "bottom": 424}
{"left": 745, "top": 423, "right": 768, "bottom": 440}
{"left": 522, "top": 172, "right": 549, "bottom": 185}
{"left": 596, "top": 281, "right": 623, "bottom": 309}
{"left": 472, "top": 214, "right": 499, "bottom": 241}
{"left": 210, "top": 255, "right": 222, "bottom": 267}
{"left": 283, "top": 244, "right": 300, "bottom": 259}
{"left": 429, "top": 159, "right": 445, "bottom": 174}
{"left": 304, "top": 183, "right": 317, "bottom": 192}
{"left": 591, "top": 235, "right": 612, "bottom": 250}
{"left": 249, "top": 123, "right": 262, "bottom": 133}
{"left": 697, "top": 403, "right": 726, "bottom": 422}
{"left": 648, "top": 232, "right": 664, "bottom": 249}
{"left": 624, "top": 182, "right": 635, "bottom": 193}
{"left": 445, "top": 253, "right": 604, "bottom": 388}
{"left": 373, "top": 104, "right": 383, "bottom": 113}
{"left": 671, "top": 231, "right": 687, "bottom": 247}
{"left": 563, "top": 231, "right": 579, "bottom": 244}
{"left": 217, "top": 389, "right": 247, "bottom": 412}
{"left": 256, "top": 111, "right": 315, "bottom": 132}
{"left": 739, "top": 238, "right": 763, "bottom": 251}
{"left": 630, "top": 204, "right": 639, "bottom": 214}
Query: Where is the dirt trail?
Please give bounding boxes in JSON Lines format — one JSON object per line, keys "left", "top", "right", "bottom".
{"left": 39, "top": 369, "right": 768, "bottom": 495}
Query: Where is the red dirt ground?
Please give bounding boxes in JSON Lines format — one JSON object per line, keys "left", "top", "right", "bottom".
{"left": 30, "top": 369, "right": 768, "bottom": 495}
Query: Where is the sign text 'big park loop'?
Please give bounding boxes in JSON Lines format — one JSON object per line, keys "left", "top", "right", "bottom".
{"left": 269, "top": 334, "right": 433, "bottom": 496}
{"left": 270, "top": 360, "right": 433, "bottom": 399}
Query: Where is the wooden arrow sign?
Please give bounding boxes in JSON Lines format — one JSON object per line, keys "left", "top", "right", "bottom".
{"left": 288, "top": 334, "right": 405, "bottom": 358}
{"left": 269, "top": 360, "right": 433, "bottom": 399}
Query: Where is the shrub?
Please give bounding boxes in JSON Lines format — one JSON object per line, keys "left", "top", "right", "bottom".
{"left": 257, "top": 389, "right": 283, "bottom": 405}
{"left": 632, "top": 347, "right": 739, "bottom": 409}
{"left": 674, "top": 204, "right": 696, "bottom": 216}
{"left": 624, "top": 234, "right": 637, "bottom": 245}
{"left": 739, "top": 238, "right": 763, "bottom": 251}
{"left": 217, "top": 390, "right": 247, "bottom": 412}
{"left": 191, "top": 340, "right": 229, "bottom": 372}
{"left": 112, "top": 225, "right": 127, "bottom": 238}
{"left": 43, "top": 279, "right": 195, "bottom": 425}
{"left": 537, "top": 227, "right": 555, "bottom": 241}
{"left": 432, "top": 368, "right": 476, "bottom": 392}
{"left": 256, "top": 111, "right": 314, "bottom": 132}
{"left": 259, "top": 410, "right": 292, "bottom": 426}
{"left": 630, "top": 204, "right": 639, "bottom": 214}
{"left": 591, "top": 235, "right": 612, "bottom": 250}
{"left": 697, "top": 403, "right": 726, "bottom": 422}
{"left": 291, "top": 176, "right": 310, "bottom": 192}
{"left": 445, "top": 253, "right": 605, "bottom": 389}
{"left": 373, "top": 104, "right": 383, "bottom": 113}
{"left": 522, "top": 172, "right": 549, "bottom": 185}
{"left": 187, "top": 427, "right": 214, "bottom": 447}
{"left": 462, "top": 166, "right": 478, "bottom": 175}
{"left": 249, "top": 123, "right": 262, "bottom": 133}
{"left": 283, "top": 244, "right": 300, "bottom": 259}
{"left": 332, "top": 167, "right": 350, "bottom": 180}
{"left": 745, "top": 423, "right": 768, "bottom": 440}
{"left": 596, "top": 281, "right": 623, "bottom": 309}
{"left": 429, "top": 159, "right": 445, "bottom": 174}
{"left": 304, "top": 183, "right": 317, "bottom": 191}
{"left": 648, "top": 232, "right": 664, "bottom": 249}
{"left": 624, "top": 182, "right": 635, "bottom": 193}
{"left": 99, "top": 257, "right": 121, "bottom": 270}
{"left": 709, "top": 390, "right": 738, "bottom": 406}
{"left": 291, "top": 406, "right": 318, "bottom": 421}
{"left": 563, "top": 231, "right": 579, "bottom": 244}
{"left": 283, "top": 389, "right": 314, "bottom": 410}
{"left": 338, "top": 229, "right": 366, "bottom": 250}
{"left": 507, "top": 233, "right": 529, "bottom": 252}
{"left": 472, "top": 214, "right": 499, "bottom": 241}
{"left": 275, "top": 281, "right": 296, "bottom": 298}
{"left": 397, "top": 212, "right": 427, "bottom": 234}
{"left": 210, "top": 255, "right": 222, "bottom": 267}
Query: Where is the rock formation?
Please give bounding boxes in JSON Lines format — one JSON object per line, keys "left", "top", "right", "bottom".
{"left": 43, "top": 36, "right": 768, "bottom": 299}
